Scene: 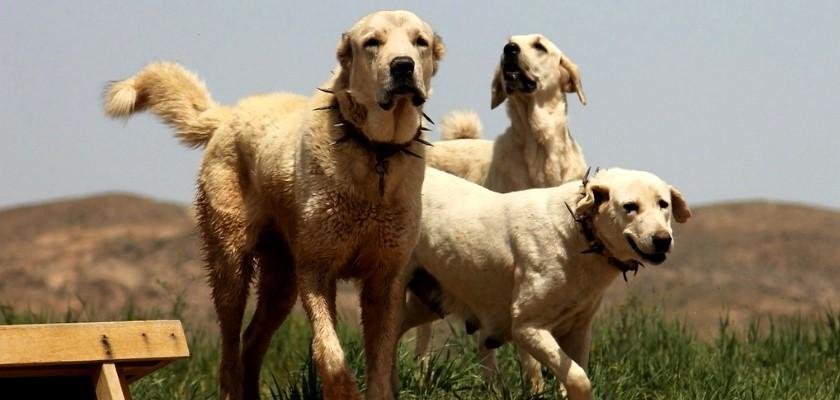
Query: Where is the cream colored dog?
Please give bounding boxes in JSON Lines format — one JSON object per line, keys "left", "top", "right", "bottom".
{"left": 400, "top": 167, "right": 691, "bottom": 400}
{"left": 104, "top": 10, "right": 444, "bottom": 400}
{"left": 426, "top": 34, "right": 588, "bottom": 191}
{"left": 411, "top": 33, "right": 589, "bottom": 387}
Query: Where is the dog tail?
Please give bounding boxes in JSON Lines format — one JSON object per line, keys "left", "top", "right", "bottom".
{"left": 104, "top": 62, "right": 226, "bottom": 148}
{"left": 440, "top": 110, "right": 482, "bottom": 140}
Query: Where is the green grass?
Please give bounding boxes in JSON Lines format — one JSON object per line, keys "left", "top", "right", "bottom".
{"left": 2, "top": 299, "right": 839, "bottom": 399}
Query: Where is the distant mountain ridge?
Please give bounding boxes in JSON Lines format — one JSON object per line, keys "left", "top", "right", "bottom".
{"left": 1, "top": 194, "right": 838, "bottom": 333}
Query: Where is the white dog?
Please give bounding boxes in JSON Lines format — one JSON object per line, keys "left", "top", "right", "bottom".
{"left": 426, "top": 34, "right": 588, "bottom": 191}
{"left": 412, "top": 33, "right": 589, "bottom": 389}
{"left": 400, "top": 167, "right": 691, "bottom": 400}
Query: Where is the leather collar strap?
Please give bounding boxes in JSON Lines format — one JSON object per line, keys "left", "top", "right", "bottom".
{"left": 315, "top": 97, "right": 433, "bottom": 196}
{"left": 564, "top": 169, "right": 643, "bottom": 281}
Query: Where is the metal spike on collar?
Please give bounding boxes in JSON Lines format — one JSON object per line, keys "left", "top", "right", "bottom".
{"left": 401, "top": 148, "right": 422, "bottom": 158}
{"left": 331, "top": 134, "right": 351, "bottom": 146}
{"left": 413, "top": 137, "right": 433, "bottom": 146}
{"left": 313, "top": 105, "right": 338, "bottom": 111}
{"left": 422, "top": 112, "right": 435, "bottom": 125}
{"left": 582, "top": 166, "right": 592, "bottom": 187}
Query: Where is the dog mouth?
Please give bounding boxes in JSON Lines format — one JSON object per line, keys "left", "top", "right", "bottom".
{"left": 501, "top": 60, "right": 537, "bottom": 93}
{"left": 626, "top": 236, "right": 667, "bottom": 264}
{"left": 379, "top": 83, "right": 426, "bottom": 110}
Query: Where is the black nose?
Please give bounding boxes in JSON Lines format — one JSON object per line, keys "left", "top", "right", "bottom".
{"left": 390, "top": 56, "right": 415, "bottom": 79}
{"left": 652, "top": 232, "right": 672, "bottom": 252}
{"left": 503, "top": 42, "right": 520, "bottom": 58}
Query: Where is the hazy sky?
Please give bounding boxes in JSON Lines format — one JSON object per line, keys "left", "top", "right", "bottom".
{"left": 2, "top": 1, "right": 838, "bottom": 210}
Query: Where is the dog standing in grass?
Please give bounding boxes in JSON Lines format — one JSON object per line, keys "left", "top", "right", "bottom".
{"left": 104, "top": 10, "right": 445, "bottom": 400}
{"left": 410, "top": 34, "right": 590, "bottom": 389}
{"left": 402, "top": 167, "right": 691, "bottom": 400}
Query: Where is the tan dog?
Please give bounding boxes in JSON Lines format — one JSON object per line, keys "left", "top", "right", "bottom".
{"left": 104, "top": 10, "right": 444, "bottom": 400}
{"left": 401, "top": 167, "right": 691, "bottom": 400}
{"left": 426, "top": 34, "right": 588, "bottom": 191}
{"left": 409, "top": 34, "right": 588, "bottom": 387}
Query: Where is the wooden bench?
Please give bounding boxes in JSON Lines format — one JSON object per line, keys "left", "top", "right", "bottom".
{"left": 0, "top": 320, "right": 190, "bottom": 399}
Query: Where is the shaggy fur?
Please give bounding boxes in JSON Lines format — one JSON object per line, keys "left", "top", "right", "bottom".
{"left": 104, "top": 10, "right": 444, "bottom": 400}
{"left": 426, "top": 34, "right": 588, "bottom": 192}
{"left": 400, "top": 167, "right": 691, "bottom": 400}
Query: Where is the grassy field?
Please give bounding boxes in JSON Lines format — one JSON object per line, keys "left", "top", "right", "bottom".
{"left": 2, "top": 299, "right": 839, "bottom": 400}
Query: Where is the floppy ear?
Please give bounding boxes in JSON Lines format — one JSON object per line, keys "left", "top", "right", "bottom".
{"left": 669, "top": 185, "right": 692, "bottom": 223}
{"left": 574, "top": 183, "right": 609, "bottom": 218}
{"left": 491, "top": 65, "right": 507, "bottom": 109}
{"left": 432, "top": 33, "right": 446, "bottom": 75}
{"left": 336, "top": 33, "right": 352, "bottom": 69}
{"left": 559, "top": 55, "right": 587, "bottom": 105}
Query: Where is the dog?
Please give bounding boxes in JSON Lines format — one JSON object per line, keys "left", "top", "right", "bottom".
{"left": 400, "top": 167, "right": 691, "bottom": 400}
{"left": 103, "top": 10, "right": 444, "bottom": 400}
{"left": 426, "top": 34, "right": 588, "bottom": 192}
{"left": 410, "top": 33, "right": 589, "bottom": 386}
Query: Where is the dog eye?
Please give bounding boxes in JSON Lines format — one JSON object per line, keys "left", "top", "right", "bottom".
{"left": 623, "top": 203, "right": 639, "bottom": 213}
{"left": 532, "top": 42, "right": 547, "bottom": 53}
{"left": 415, "top": 37, "right": 429, "bottom": 48}
{"left": 659, "top": 200, "right": 669, "bottom": 209}
{"left": 363, "top": 38, "right": 381, "bottom": 48}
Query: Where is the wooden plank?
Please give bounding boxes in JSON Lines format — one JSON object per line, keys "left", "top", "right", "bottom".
{"left": 0, "top": 320, "right": 189, "bottom": 367}
{"left": 95, "top": 363, "right": 126, "bottom": 400}
{"left": 117, "top": 366, "right": 134, "bottom": 400}
{"left": 0, "top": 359, "right": 170, "bottom": 380}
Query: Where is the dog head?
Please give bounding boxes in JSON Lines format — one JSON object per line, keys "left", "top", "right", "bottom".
{"left": 574, "top": 169, "right": 691, "bottom": 265}
{"left": 491, "top": 34, "right": 586, "bottom": 109}
{"left": 333, "top": 10, "right": 445, "bottom": 143}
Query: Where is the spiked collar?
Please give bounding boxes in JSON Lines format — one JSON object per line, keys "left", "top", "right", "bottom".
{"left": 565, "top": 169, "right": 643, "bottom": 281}
{"left": 314, "top": 91, "right": 434, "bottom": 196}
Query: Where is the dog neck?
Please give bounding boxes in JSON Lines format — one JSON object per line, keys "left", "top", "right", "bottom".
{"left": 315, "top": 94, "right": 432, "bottom": 196}
{"left": 335, "top": 89, "right": 422, "bottom": 144}
{"left": 564, "top": 174, "right": 644, "bottom": 281}
{"left": 506, "top": 90, "right": 587, "bottom": 187}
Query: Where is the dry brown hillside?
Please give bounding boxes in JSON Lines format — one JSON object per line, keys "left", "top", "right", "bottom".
{"left": 603, "top": 201, "right": 840, "bottom": 333}
{"left": 0, "top": 194, "right": 210, "bottom": 320}
{"left": 0, "top": 195, "right": 838, "bottom": 333}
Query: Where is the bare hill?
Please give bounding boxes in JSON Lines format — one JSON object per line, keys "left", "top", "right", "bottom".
{"left": 0, "top": 195, "right": 838, "bottom": 333}
{"left": 0, "top": 194, "right": 210, "bottom": 320}
{"left": 603, "top": 201, "right": 840, "bottom": 333}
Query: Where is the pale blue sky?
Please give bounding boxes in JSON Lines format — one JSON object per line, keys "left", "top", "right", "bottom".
{"left": 1, "top": 1, "right": 838, "bottom": 209}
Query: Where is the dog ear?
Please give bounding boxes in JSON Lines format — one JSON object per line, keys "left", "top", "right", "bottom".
{"left": 669, "top": 185, "right": 692, "bottom": 223}
{"left": 575, "top": 183, "right": 609, "bottom": 218}
{"left": 432, "top": 33, "right": 446, "bottom": 75}
{"left": 491, "top": 65, "right": 507, "bottom": 109}
{"left": 559, "top": 55, "right": 587, "bottom": 105}
{"left": 336, "top": 33, "right": 352, "bottom": 69}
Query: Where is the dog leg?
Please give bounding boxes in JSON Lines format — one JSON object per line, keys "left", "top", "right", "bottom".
{"left": 517, "top": 345, "right": 544, "bottom": 393}
{"left": 360, "top": 268, "right": 404, "bottom": 400}
{"left": 414, "top": 324, "right": 433, "bottom": 359}
{"left": 197, "top": 185, "right": 256, "bottom": 400}
{"left": 299, "top": 268, "right": 360, "bottom": 400}
{"left": 555, "top": 324, "right": 592, "bottom": 372}
{"left": 392, "top": 291, "right": 441, "bottom": 391}
{"left": 477, "top": 334, "right": 500, "bottom": 385}
{"left": 512, "top": 324, "right": 592, "bottom": 400}
{"left": 241, "top": 233, "right": 297, "bottom": 400}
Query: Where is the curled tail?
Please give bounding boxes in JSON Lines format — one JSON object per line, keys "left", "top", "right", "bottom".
{"left": 440, "top": 110, "right": 483, "bottom": 140}
{"left": 104, "top": 62, "right": 226, "bottom": 148}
